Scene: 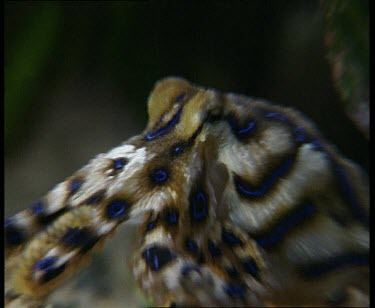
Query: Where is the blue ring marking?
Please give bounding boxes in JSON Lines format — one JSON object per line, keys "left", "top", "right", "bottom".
{"left": 62, "top": 227, "right": 92, "bottom": 247}
{"left": 106, "top": 200, "right": 128, "bottom": 219}
{"left": 151, "top": 169, "right": 169, "bottom": 184}
{"left": 173, "top": 145, "right": 182, "bottom": 154}
{"left": 224, "top": 283, "right": 246, "bottom": 299}
{"left": 145, "top": 218, "right": 158, "bottom": 232}
{"left": 163, "top": 207, "right": 179, "bottom": 226}
{"left": 4, "top": 218, "right": 13, "bottom": 228}
{"left": 5, "top": 218, "right": 13, "bottom": 228}
{"left": 226, "top": 114, "right": 256, "bottom": 138}
{"left": 113, "top": 158, "right": 126, "bottom": 170}
{"left": 181, "top": 264, "right": 200, "bottom": 277}
{"left": 170, "top": 124, "right": 204, "bottom": 156}
{"left": 265, "top": 111, "right": 289, "bottom": 122}
{"left": 41, "top": 263, "right": 67, "bottom": 283}
{"left": 294, "top": 126, "right": 307, "bottom": 143}
{"left": 191, "top": 123, "right": 204, "bottom": 140}
{"left": 266, "top": 111, "right": 312, "bottom": 145}
{"left": 299, "top": 253, "right": 369, "bottom": 278}
{"left": 221, "top": 229, "right": 243, "bottom": 247}
{"left": 185, "top": 239, "right": 198, "bottom": 254}
{"left": 171, "top": 142, "right": 188, "bottom": 156}
{"left": 175, "top": 93, "right": 186, "bottom": 103}
{"left": 5, "top": 222, "right": 26, "bottom": 246}
{"left": 170, "top": 123, "right": 204, "bottom": 157}
{"left": 142, "top": 245, "right": 176, "bottom": 271}
{"left": 145, "top": 107, "right": 183, "bottom": 140}
{"left": 241, "top": 257, "right": 259, "bottom": 279}
{"left": 331, "top": 159, "right": 369, "bottom": 226}
{"left": 207, "top": 239, "right": 222, "bottom": 257}
{"left": 30, "top": 200, "right": 45, "bottom": 215}
{"left": 238, "top": 121, "right": 256, "bottom": 135}
{"left": 70, "top": 179, "right": 83, "bottom": 193}
{"left": 310, "top": 140, "right": 323, "bottom": 151}
{"left": 190, "top": 191, "right": 208, "bottom": 221}
{"left": 88, "top": 194, "right": 103, "bottom": 205}
{"left": 253, "top": 202, "right": 317, "bottom": 249}
{"left": 235, "top": 156, "right": 295, "bottom": 198}
{"left": 33, "top": 257, "right": 58, "bottom": 271}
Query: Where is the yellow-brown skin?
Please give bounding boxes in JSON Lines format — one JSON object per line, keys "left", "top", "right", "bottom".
{"left": 5, "top": 77, "right": 369, "bottom": 307}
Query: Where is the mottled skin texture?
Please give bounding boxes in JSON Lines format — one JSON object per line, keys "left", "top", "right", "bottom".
{"left": 5, "top": 77, "right": 369, "bottom": 307}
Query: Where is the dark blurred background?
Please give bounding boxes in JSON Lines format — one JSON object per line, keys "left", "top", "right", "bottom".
{"left": 4, "top": 1, "right": 369, "bottom": 307}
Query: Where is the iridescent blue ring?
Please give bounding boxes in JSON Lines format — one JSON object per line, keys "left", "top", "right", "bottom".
{"left": 107, "top": 200, "right": 128, "bottom": 219}
{"left": 151, "top": 169, "right": 168, "bottom": 184}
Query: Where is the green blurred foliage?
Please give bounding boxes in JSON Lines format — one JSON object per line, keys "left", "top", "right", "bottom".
{"left": 5, "top": 1, "right": 368, "bottom": 166}
{"left": 322, "top": 0, "right": 369, "bottom": 137}
{"left": 5, "top": 4, "right": 60, "bottom": 150}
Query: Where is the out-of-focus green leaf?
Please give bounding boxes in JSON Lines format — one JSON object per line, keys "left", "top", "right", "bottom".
{"left": 321, "top": 0, "right": 369, "bottom": 138}
{"left": 5, "top": 4, "right": 60, "bottom": 149}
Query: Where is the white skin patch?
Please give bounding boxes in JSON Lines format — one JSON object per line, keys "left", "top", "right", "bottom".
{"left": 97, "top": 221, "right": 117, "bottom": 236}
{"left": 46, "top": 182, "right": 70, "bottom": 214}
{"left": 107, "top": 147, "right": 150, "bottom": 196}
{"left": 106, "top": 144, "right": 136, "bottom": 158}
